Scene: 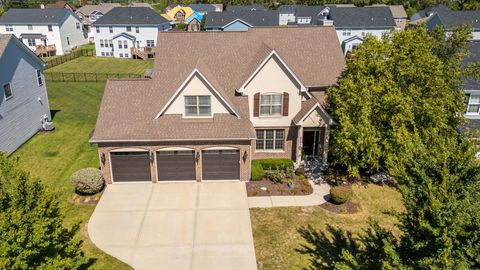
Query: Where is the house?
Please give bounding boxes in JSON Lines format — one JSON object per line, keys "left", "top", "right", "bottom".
{"left": 368, "top": 5, "right": 407, "bottom": 29}
{"left": 92, "top": 7, "right": 170, "bottom": 59}
{"left": 278, "top": 5, "right": 299, "bottom": 25}
{"left": 75, "top": 3, "right": 121, "bottom": 41}
{"left": 0, "top": 34, "right": 53, "bottom": 155}
{"left": 410, "top": 5, "right": 480, "bottom": 40}
{"left": 226, "top": 4, "right": 267, "bottom": 12}
{"left": 462, "top": 41, "right": 480, "bottom": 133}
{"left": 130, "top": 2, "right": 153, "bottom": 9}
{"left": 188, "top": 3, "right": 223, "bottom": 14}
{"left": 162, "top": 5, "right": 195, "bottom": 25}
{"left": 0, "top": 9, "right": 88, "bottom": 56}
{"left": 89, "top": 27, "right": 345, "bottom": 183}
{"left": 205, "top": 10, "right": 280, "bottom": 31}
{"left": 184, "top": 11, "right": 204, "bottom": 31}
{"left": 289, "top": 6, "right": 396, "bottom": 55}
{"left": 44, "top": 0, "right": 76, "bottom": 11}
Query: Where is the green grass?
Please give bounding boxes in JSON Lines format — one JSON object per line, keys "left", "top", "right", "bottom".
{"left": 13, "top": 82, "right": 132, "bottom": 270}
{"left": 250, "top": 184, "right": 404, "bottom": 269}
{"left": 45, "top": 56, "right": 154, "bottom": 75}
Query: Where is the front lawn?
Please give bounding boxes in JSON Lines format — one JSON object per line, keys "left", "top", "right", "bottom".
{"left": 250, "top": 184, "right": 403, "bottom": 269}
{"left": 45, "top": 56, "right": 154, "bottom": 75}
{"left": 13, "top": 82, "right": 132, "bottom": 270}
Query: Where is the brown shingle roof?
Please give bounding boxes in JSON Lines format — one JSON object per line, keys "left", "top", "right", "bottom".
{"left": 292, "top": 98, "right": 319, "bottom": 125}
{"left": 91, "top": 27, "right": 345, "bottom": 142}
{"left": 0, "top": 34, "right": 12, "bottom": 59}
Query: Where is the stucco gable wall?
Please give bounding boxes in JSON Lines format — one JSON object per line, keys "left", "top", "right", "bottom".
{"left": 162, "top": 73, "right": 230, "bottom": 116}
{"left": 243, "top": 55, "right": 302, "bottom": 127}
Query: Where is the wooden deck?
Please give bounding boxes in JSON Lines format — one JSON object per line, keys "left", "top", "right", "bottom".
{"left": 131, "top": 47, "right": 155, "bottom": 60}
{"left": 35, "top": 44, "right": 56, "bottom": 57}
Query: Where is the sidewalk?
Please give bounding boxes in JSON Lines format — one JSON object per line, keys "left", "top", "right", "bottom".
{"left": 248, "top": 181, "right": 330, "bottom": 208}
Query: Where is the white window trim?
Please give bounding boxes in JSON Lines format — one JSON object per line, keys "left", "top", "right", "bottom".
{"left": 255, "top": 129, "right": 285, "bottom": 152}
{"left": 184, "top": 95, "right": 212, "bottom": 118}
{"left": 36, "top": 70, "right": 43, "bottom": 86}
{"left": 466, "top": 94, "right": 480, "bottom": 115}
{"left": 259, "top": 93, "right": 283, "bottom": 117}
{"left": 3, "top": 82, "right": 13, "bottom": 100}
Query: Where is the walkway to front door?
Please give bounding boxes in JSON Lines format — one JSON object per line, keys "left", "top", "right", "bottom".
{"left": 88, "top": 182, "right": 257, "bottom": 270}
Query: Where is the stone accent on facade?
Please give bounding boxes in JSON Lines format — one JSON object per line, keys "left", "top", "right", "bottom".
{"left": 97, "top": 140, "right": 252, "bottom": 184}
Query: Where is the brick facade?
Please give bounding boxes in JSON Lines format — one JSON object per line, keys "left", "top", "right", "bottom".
{"left": 251, "top": 126, "right": 299, "bottom": 161}
{"left": 98, "top": 140, "right": 252, "bottom": 184}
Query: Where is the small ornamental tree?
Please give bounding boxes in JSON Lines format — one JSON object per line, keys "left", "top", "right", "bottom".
{"left": 0, "top": 153, "right": 86, "bottom": 270}
{"left": 328, "top": 26, "right": 471, "bottom": 177}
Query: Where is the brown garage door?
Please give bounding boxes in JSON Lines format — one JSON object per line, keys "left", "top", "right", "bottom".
{"left": 110, "top": 152, "right": 151, "bottom": 182}
{"left": 202, "top": 150, "right": 240, "bottom": 180}
{"left": 156, "top": 151, "right": 196, "bottom": 181}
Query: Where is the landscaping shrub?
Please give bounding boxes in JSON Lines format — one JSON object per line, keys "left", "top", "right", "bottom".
{"left": 329, "top": 185, "right": 353, "bottom": 205}
{"left": 255, "top": 159, "right": 294, "bottom": 171}
{"left": 266, "top": 170, "right": 284, "bottom": 184}
{"left": 70, "top": 168, "right": 104, "bottom": 195}
{"left": 251, "top": 161, "right": 265, "bottom": 180}
{"left": 295, "top": 167, "right": 305, "bottom": 176}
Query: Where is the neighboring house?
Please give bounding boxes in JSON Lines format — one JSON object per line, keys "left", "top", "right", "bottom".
{"left": 278, "top": 5, "right": 299, "bottom": 25}
{"left": 410, "top": 5, "right": 480, "bottom": 40}
{"left": 89, "top": 27, "right": 345, "bottom": 183}
{"left": 44, "top": 0, "right": 76, "bottom": 11}
{"left": 75, "top": 3, "right": 120, "bottom": 41}
{"left": 188, "top": 3, "right": 223, "bottom": 14}
{"left": 290, "top": 6, "right": 396, "bottom": 55}
{"left": 205, "top": 10, "right": 280, "bottom": 31}
{"left": 93, "top": 7, "right": 170, "bottom": 59}
{"left": 130, "top": 2, "right": 153, "bottom": 9}
{"left": 462, "top": 41, "right": 480, "bottom": 133}
{"left": 0, "top": 9, "right": 88, "bottom": 56}
{"left": 0, "top": 34, "right": 53, "bottom": 155}
{"left": 368, "top": 4, "right": 407, "bottom": 29}
{"left": 162, "top": 5, "right": 195, "bottom": 25}
{"left": 185, "top": 11, "right": 204, "bottom": 31}
{"left": 226, "top": 4, "right": 267, "bottom": 12}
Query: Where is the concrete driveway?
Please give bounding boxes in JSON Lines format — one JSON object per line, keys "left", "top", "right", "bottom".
{"left": 88, "top": 182, "right": 257, "bottom": 270}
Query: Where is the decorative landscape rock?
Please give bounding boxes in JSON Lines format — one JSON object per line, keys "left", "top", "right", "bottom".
{"left": 369, "top": 172, "right": 393, "bottom": 185}
{"left": 70, "top": 168, "right": 105, "bottom": 195}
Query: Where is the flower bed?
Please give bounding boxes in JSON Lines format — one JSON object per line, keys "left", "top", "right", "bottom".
{"left": 246, "top": 177, "right": 313, "bottom": 196}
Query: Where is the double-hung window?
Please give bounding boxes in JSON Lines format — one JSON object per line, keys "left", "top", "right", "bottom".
{"left": 76, "top": 22, "right": 80, "bottom": 29}
{"left": 36, "top": 70, "right": 43, "bottom": 86}
{"left": 96, "top": 26, "right": 100, "bottom": 33}
{"left": 135, "top": 26, "right": 139, "bottom": 33}
{"left": 260, "top": 94, "right": 282, "bottom": 116}
{"left": 467, "top": 95, "right": 480, "bottom": 115}
{"left": 27, "top": 38, "right": 36, "bottom": 47}
{"left": 5, "top": 24, "right": 13, "bottom": 31}
{"left": 3, "top": 83, "right": 12, "bottom": 100}
{"left": 109, "top": 26, "right": 113, "bottom": 33}
{"left": 100, "top": 39, "right": 104, "bottom": 47}
{"left": 123, "top": 40, "right": 127, "bottom": 49}
{"left": 256, "top": 129, "right": 284, "bottom": 151}
{"left": 146, "top": 40, "right": 155, "bottom": 47}
{"left": 27, "top": 24, "right": 33, "bottom": 30}
{"left": 48, "top": 25, "right": 53, "bottom": 32}
{"left": 185, "top": 96, "right": 211, "bottom": 117}
{"left": 118, "top": 40, "right": 122, "bottom": 49}
{"left": 126, "top": 26, "right": 131, "bottom": 32}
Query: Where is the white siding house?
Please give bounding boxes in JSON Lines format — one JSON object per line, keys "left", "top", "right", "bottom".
{"left": 92, "top": 7, "right": 170, "bottom": 59}
{"left": 0, "top": 34, "right": 52, "bottom": 155}
{"left": 0, "top": 9, "right": 88, "bottom": 56}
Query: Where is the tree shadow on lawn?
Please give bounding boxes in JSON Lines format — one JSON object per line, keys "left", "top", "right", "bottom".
{"left": 295, "top": 225, "right": 360, "bottom": 270}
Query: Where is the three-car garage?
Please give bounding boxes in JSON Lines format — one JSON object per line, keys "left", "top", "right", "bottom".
{"left": 108, "top": 148, "right": 241, "bottom": 183}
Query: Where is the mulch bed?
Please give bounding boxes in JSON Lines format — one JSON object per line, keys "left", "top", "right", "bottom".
{"left": 246, "top": 178, "right": 313, "bottom": 197}
{"left": 69, "top": 192, "right": 102, "bottom": 205}
{"left": 319, "top": 200, "right": 362, "bottom": 214}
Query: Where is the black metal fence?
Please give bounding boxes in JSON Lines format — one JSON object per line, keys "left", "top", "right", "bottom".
{"left": 44, "top": 72, "right": 142, "bottom": 82}
{"left": 44, "top": 49, "right": 95, "bottom": 69}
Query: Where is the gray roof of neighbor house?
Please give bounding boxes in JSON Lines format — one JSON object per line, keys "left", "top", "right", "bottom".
{"left": 0, "top": 34, "right": 45, "bottom": 65}
{"left": 189, "top": 3, "right": 223, "bottom": 12}
{"left": 464, "top": 41, "right": 480, "bottom": 90}
{"left": 328, "top": 6, "right": 396, "bottom": 28}
{"left": 0, "top": 8, "right": 75, "bottom": 25}
{"left": 411, "top": 5, "right": 480, "bottom": 29}
{"left": 93, "top": 7, "right": 169, "bottom": 25}
{"left": 277, "top": 5, "right": 300, "bottom": 14}
{"left": 90, "top": 27, "right": 345, "bottom": 142}
{"left": 226, "top": 4, "right": 266, "bottom": 12}
{"left": 76, "top": 3, "right": 121, "bottom": 15}
{"left": 205, "top": 10, "right": 279, "bottom": 28}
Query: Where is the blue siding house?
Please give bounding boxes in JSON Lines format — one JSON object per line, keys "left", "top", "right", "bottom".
{"left": 0, "top": 34, "right": 53, "bottom": 154}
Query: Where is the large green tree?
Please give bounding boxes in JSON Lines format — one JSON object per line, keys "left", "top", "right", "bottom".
{"left": 328, "top": 26, "right": 471, "bottom": 177}
{"left": 0, "top": 153, "right": 86, "bottom": 270}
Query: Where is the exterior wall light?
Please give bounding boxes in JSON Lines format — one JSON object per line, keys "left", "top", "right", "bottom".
{"left": 101, "top": 153, "right": 106, "bottom": 166}
{"left": 243, "top": 150, "right": 248, "bottom": 162}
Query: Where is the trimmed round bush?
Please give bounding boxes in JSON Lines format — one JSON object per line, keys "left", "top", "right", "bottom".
{"left": 70, "top": 168, "right": 104, "bottom": 195}
{"left": 329, "top": 185, "right": 353, "bottom": 205}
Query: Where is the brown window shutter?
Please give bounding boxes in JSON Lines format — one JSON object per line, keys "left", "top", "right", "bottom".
{"left": 283, "top": 92, "right": 289, "bottom": 116}
{"left": 253, "top": 93, "right": 260, "bottom": 117}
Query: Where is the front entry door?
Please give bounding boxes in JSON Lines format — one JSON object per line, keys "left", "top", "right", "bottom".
{"left": 303, "top": 129, "right": 324, "bottom": 157}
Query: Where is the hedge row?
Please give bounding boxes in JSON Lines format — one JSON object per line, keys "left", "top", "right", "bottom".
{"left": 251, "top": 159, "right": 294, "bottom": 180}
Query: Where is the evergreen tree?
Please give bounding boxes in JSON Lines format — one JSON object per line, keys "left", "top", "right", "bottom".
{"left": 0, "top": 153, "right": 86, "bottom": 270}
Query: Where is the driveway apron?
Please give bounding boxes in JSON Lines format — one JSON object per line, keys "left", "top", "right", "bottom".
{"left": 88, "top": 182, "right": 257, "bottom": 270}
